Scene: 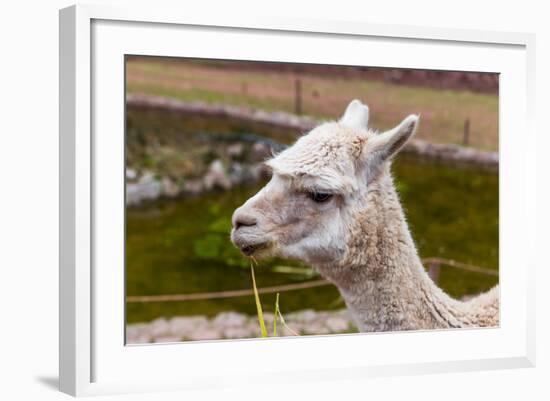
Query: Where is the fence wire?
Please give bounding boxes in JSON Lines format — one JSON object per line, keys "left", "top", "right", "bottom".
{"left": 126, "top": 257, "right": 498, "bottom": 303}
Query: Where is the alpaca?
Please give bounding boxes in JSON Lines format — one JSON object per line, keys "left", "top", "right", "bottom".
{"left": 230, "top": 100, "right": 499, "bottom": 332}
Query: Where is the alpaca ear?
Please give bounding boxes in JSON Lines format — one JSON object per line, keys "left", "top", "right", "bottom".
{"left": 340, "top": 99, "right": 369, "bottom": 130}
{"left": 366, "top": 114, "right": 419, "bottom": 167}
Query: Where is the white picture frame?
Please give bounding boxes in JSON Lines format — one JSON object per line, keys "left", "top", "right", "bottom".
{"left": 59, "top": 3, "right": 536, "bottom": 397}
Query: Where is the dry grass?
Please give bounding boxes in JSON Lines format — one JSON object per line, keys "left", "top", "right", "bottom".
{"left": 126, "top": 59, "right": 499, "bottom": 151}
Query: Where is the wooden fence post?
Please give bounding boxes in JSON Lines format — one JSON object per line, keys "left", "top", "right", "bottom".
{"left": 463, "top": 118, "right": 470, "bottom": 146}
{"left": 294, "top": 77, "right": 302, "bottom": 115}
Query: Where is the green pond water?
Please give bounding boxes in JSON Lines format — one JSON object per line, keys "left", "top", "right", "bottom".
{"left": 126, "top": 107, "right": 499, "bottom": 324}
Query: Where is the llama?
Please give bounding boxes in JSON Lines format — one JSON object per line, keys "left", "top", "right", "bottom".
{"left": 230, "top": 100, "right": 499, "bottom": 332}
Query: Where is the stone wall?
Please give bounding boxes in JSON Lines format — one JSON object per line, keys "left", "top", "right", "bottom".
{"left": 127, "top": 94, "right": 498, "bottom": 169}
{"left": 126, "top": 309, "right": 355, "bottom": 343}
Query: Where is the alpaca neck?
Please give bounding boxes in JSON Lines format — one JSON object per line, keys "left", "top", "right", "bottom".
{"left": 318, "top": 170, "right": 467, "bottom": 332}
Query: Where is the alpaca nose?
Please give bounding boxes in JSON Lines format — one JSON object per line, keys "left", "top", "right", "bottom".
{"left": 232, "top": 210, "right": 258, "bottom": 230}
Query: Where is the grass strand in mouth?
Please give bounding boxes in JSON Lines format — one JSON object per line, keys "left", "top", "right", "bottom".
{"left": 250, "top": 258, "right": 268, "bottom": 338}
{"left": 250, "top": 256, "right": 300, "bottom": 338}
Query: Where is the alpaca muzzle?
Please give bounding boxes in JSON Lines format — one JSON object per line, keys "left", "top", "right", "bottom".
{"left": 230, "top": 228, "right": 269, "bottom": 256}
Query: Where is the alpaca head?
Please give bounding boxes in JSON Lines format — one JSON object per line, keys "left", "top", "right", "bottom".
{"left": 230, "top": 100, "right": 419, "bottom": 267}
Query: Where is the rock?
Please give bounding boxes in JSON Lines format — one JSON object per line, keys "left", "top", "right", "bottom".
{"left": 126, "top": 323, "right": 149, "bottom": 343}
{"left": 169, "top": 316, "right": 208, "bottom": 337}
{"left": 187, "top": 327, "right": 222, "bottom": 341}
{"left": 253, "top": 163, "right": 272, "bottom": 180}
{"left": 227, "top": 143, "right": 244, "bottom": 159}
{"left": 149, "top": 317, "right": 170, "bottom": 338}
{"left": 161, "top": 177, "right": 179, "bottom": 197}
{"left": 126, "top": 180, "right": 162, "bottom": 205}
{"left": 153, "top": 336, "right": 183, "bottom": 343}
{"left": 129, "top": 334, "right": 153, "bottom": 344}
{"left": 335, "top": 309, "right": 351, "bottom": 318}
{"left": 287, "top": 309, "right": 317, "bottom": 323}
{"left": 302, "top": 322, "right": 331, "bottom": 335}
{"left": 325, "top": 316, "right": 350, "bottom": 332}
{"left": 261, "top": 312, "right": 275, "bottom": 327}
{"left": 223, "top": 327, "right": 252, "bottom": 339}
{"left": 251, "top": 142, "right": 271, "bottom": 161}
{"left": 245, "top": 321, "right": 263, "bottom": 337}
{"left": 213, "top": 312, "right": 247, "bottom": 328}
{"left": 126, "top": 168, "right": 137, "bottom": 181}
{"left": 182, "top": 178, "right": 203, "bottom": 195}
{"left": 125, "top": 171, "right": 163, "bottom": 205}
{"left": 203, "top": 160, "right": 232, "bottom": 190}
{"left": 228, "top": 163, "right": 247, "bottom": 185}
{"left": 139, "top": 171, "right": 156, "bottom": 184}
{"left": 229, "top": 162, "right": 267, "bottom": 185}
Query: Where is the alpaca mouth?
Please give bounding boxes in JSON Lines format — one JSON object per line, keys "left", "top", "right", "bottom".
{"left": 240, "top": 242, "right": 268, "bottom": 256}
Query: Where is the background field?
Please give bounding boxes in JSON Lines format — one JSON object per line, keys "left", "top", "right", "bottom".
{"left": 126, "top": 57, "right": 499, "bottom": 150}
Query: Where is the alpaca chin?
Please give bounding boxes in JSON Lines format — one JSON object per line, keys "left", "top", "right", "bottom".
{"left": 245, "top": 243, "right": 274, "bottom": 259}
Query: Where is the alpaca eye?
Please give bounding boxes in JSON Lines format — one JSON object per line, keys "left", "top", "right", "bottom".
{"left": 309, "top": 192, "right": 333, "bottom": 203}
